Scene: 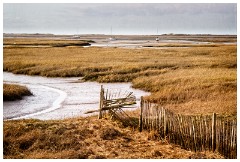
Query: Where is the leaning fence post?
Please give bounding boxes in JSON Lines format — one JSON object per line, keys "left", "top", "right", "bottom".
{"left": 139, "top": 96, "right": 143, "bottom": 132}
{"left": 212, "top": 113, "right": 216, "bottom": 152}
{"left": 98, "top": 85, "right": 103, "bottom": 119}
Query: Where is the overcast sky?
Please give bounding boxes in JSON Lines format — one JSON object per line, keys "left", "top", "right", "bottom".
{"left": 3, "top": 3, "right": 237, "bottom": 35}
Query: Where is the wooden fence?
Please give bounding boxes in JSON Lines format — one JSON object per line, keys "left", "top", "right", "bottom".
{"left": 139, "top": 97, "right": 237, "bottom": 159}
{"left": 85, "top": 85, "right": 137, "bottom": 126}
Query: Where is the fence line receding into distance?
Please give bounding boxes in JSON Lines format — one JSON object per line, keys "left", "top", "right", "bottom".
{"left": 139, "top": 97, "right": 237, "bottom": 159}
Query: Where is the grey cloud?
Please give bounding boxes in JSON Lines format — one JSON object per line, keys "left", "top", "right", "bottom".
{"left": 74, "top": 3, "right": 236, "bottom": 17}
{"left": 3, "top": 3, "right": 237, "bottom": 35}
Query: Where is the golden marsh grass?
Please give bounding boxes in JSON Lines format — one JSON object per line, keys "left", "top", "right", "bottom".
{"left": 3, "top": 38, "right": 236, "bottom": 116}
{"left": 3, "top": 38, "right": 91, "bottom": 47}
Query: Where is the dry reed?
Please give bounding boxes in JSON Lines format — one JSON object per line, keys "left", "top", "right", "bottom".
{"left": 3, "top": 84, "right": 32, "bottom": 101}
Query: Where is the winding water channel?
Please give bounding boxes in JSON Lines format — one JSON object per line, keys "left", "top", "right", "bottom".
{"left": 3, "top": 72, "right": 150, "bottom": 120}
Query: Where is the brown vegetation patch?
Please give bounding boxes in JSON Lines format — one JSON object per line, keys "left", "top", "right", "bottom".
{"left": 99, "top": 127, "right": 122, "bottom": 140}
{"left": 3, "top": 116, "right": 224, "bottom": 159}
{"left": 3, "top": 84, "right": 32, "bottom": 101}
{"left": 3, "top": 38, "right": 91, "bottom": 47}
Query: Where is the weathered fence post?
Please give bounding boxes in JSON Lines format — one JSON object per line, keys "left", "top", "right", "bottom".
{"left": 163, "top": 108, "right": 167, "bottom": 137}
{"left": 98, "top": 85, "right": 104, "bottom": 119}
{"left": 139, "top": 96, "right": 143, "bottom": 132}
{"left": 212, "top": 113, "right": 216, "bottom": 152}
{"left": 191, "top": 117, "right": 197, "bottom": 152}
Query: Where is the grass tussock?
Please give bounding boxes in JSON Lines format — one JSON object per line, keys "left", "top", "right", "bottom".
{"left": 3, "top": 115, "right": 224, "bottom": 159}
{"left": 3, "top": 38, "right": 236, "bottom": 115}
{"left": 3, "top": 84, "right": 32, "bottom": 101}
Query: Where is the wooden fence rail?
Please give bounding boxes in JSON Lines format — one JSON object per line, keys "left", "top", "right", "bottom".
{"left": 83, "top": 85, "right": 138, "bottom": 126}
{"left": 139, "top": 98, "right": 237, "bottom": 159}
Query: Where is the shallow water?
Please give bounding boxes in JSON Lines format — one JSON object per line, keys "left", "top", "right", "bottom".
{"left": 90, "top": 39, "right": 211, "bottom": 49}
{"left": 3, "top": 72, "right": 150, "bottom": 120}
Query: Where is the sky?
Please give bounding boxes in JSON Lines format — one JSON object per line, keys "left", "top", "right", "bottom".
{"left": 3, "top": 3, "right": 237, "bottom": 35}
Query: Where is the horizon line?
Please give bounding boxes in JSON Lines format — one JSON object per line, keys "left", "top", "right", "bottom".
{"left": 3, "top": 32, "right": 237, "bottom": 36}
